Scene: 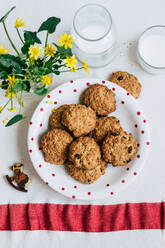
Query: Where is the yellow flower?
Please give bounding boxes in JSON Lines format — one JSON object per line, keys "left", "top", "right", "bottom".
{"left": 27, "top": 57, "right": 35, "bottom": 65}
{"left": 8, "top": 107, "right": 17, "bottom": 112}
{"left": 82, "top": 59, "right": 89, "bottom": 75}
{"left": 70, "top": 67, "right": 76, "bottom": 72}
{"left": 5, "top": 76, "right": 18, "bottom": 98}
{"left": 44, "top": 44, "right": 56, "bottom": 57}
{"left": 14, "top": 18, "right": 25, "bottom": 28}
{"left": 41, "top": 75, "right": 52, "bottom": 86}
{"left": 0, "top": 106, "right": 2, "bottom": 113}
{"left": 65, "top": 55, "right": 77, "bottom": 71}
{"left": 7, "top": 75, "right": 18, "bottom": 87}
{"left": 58, "top": 33, "right": 74, "bottom": 49}
{"left": 28, "top": 45, "right": 41, "bottom": 60}
{"left": 0, "top": 44, "right": 9, "bottom": 55}
{"left": 3, "top": 118, "right": 8, "bottom": 124}
{"left": 5, "top": 90, "right": 15, "bottom": 99}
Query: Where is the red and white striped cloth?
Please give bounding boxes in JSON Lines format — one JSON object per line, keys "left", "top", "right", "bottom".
{"left": 0, "top": 202, "right": 164, "bottom": 231}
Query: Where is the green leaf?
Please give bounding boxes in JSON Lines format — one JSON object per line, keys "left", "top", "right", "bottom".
{"left": 33, "top": 66, "right": 51, "bottom": 76}
{"left": 54, "top": 43, "right": 72, "bottom": 58}
{"left": 53, "top": 64, "right": 60, "bottom": 69}
{"left": 0, "top": 6, "right": 16, "bottom": 23}
{"left": 35, "top": 58, "right": 43, "bottom": 67}
{"left": 45, "top": 57, "right": 53, "bottom": 69}
{"left": 24, "top": 31, "right": 41, "bottom": 45}
{"left": 34, "top": 86, "right": 48, "bottom": 96}
{"left": 12, "top": 79, "right": 27, "bottom": 93}
{"left": 0, "top": 71, "right": 8, "bottom": 79}
{"left": 1, "top": 80, "right": 8, "bottom": 89}
{"left": 0, "top": 54, "right": 26, "bottom": 74}
{"left": 24, "top": 81, "right": 30, "bottom": 92}
{"left": 22, "top": 31, "right": 41, "bottom": 54}
{"left": 58, "top": 59, "right": 63, "bottom": 64}
{"left": 21, "top": 42, "right": 30, "bottom": 54}
{"left": 38, "top": 17, "right": 61, "bottom": 34}
{"left": 53, "top": 70, "right": 60, "bottom": 75}
{"left": 5, "top": 114, "right": 24, "bottom": 127}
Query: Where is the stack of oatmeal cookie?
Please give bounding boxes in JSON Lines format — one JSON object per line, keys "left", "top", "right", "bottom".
{"left": 40, "top": 80, "right": 139, "bottom": 184}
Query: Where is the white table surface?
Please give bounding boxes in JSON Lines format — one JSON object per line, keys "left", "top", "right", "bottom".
{"left": 0, "top": 0, "right": 165, "bottom": 247}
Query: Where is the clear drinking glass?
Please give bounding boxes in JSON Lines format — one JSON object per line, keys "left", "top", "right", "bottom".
{"left": 137, "top": 25, "right": 165, "bottom": 74}
{"left": 71, "top": 4, "right": 118, "bottom": 68}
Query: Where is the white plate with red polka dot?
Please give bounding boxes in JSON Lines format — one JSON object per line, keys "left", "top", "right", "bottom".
{"left": 28, "top": 78, "right": 150, "bottom": 200}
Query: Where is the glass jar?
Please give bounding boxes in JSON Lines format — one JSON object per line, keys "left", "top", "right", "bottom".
{"left": 71, "top": 3, "right": 118, "bottom": 68}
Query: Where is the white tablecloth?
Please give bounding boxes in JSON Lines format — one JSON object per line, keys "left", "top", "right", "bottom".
{"left": 1, "top": 0, "right": 165, "bottom": 247}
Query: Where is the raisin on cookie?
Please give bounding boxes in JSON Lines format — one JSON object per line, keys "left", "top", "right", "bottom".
{"left": 101, "top": 131, "right": 137, "bottom": 167}
{"left": 61, "top": 104, "right": 96, "bottom": 137}
{"left": 66, "top": 160, "right": 107, "bottom": 184}
{"left": 83, "top": 84, "right": 116, "bottom": 116}
{"left": 90, "top": 116, "right": 123, "bottom": 144}
{"left": 69, "top": 136, "right": 101, "bottom": 170}
{"left": 49, "top": 104, "right": 68, "bottom": 129}
{"left": 40, "top": 128, "right": 73, "bottom": 165}
{"left": 110, "top": 71, "right": 142, "bottom": 99}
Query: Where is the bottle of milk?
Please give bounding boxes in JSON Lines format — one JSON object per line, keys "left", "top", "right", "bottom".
{"left": 71, "top": 4, "right": 118, "bottom": 68}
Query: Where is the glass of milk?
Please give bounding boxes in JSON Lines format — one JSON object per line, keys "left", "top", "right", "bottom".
{"left": 137, "top": 25, "right": 165, "bottom": 74}
{"left": 71, "top": 4, "right": 118, "bottom": 67}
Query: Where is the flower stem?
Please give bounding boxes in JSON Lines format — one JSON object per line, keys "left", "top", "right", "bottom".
{"left": 43, "top": 56, "right": 46, "bottom": 67}
{"left": 10, "top": 73, "right": 24, "bottom": 77}
{"left": 16, "top": 28, "right": 24, "bottom": 44}
{"left": 0, "top": 99, "right": 11, "bottom": 112}
{"left": 2, "top": 22, "right": 20, "bottom": 57}
{"left": 59, "top": 67, "right": 84, "bottom": 73}
{"left": 19, "top": 91, "right": 23, "bottom": 114}
{"left": 10, "top": 89, "right": 13, "bottom": 109}
{"left": 42, "top": 31, "right": 49, "bottom": 67}
{"left": 45, "top": 31, "right": 49, "bottom": 47}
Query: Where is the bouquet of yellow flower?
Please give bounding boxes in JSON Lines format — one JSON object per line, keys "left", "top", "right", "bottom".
{"left": 0, "top": 6, "right": 88, "bottom": 126}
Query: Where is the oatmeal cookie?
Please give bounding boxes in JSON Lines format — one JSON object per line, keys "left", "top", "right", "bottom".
{"left": 66, "top": 160, "right": 107, "bottom": 184}
{"left": 49, "top": 104, "right": 68, "bottom": 129}
{"left": 40, "top": 128, "right": 73, "bottom": 165}
{"left": 110, "top": 71, "right": 142, "bottom": 99}
{"left": 69, "top": 136, "right": 101, "bottom": 170}
{"left": 90, "top": 116, "right": 123, "bottom": 143}
{"left": 83, "top": 84, "right": 116, "bottom": 116}
{"left": 61, "top": 104, "right": 96, "bottom": 137}
{"left": 101, "top": 131, "right": 137, "bottom": 166}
